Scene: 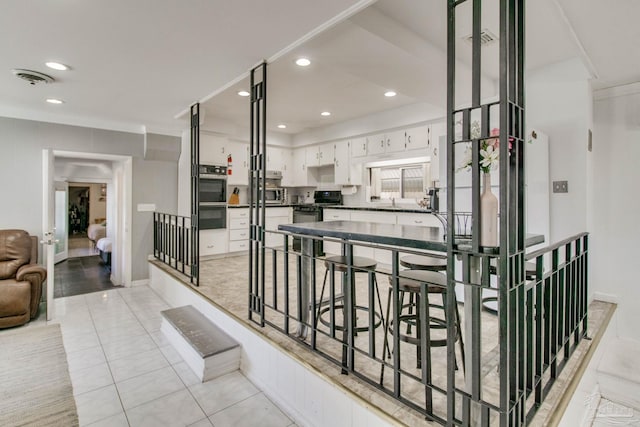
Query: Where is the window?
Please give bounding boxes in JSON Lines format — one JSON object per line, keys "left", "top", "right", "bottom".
{"left": 371, "top": 163, "right": 427, "bottom": 200}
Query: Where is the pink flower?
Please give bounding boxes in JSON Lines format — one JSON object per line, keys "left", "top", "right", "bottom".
{"left": 490, "top": 128, "right": 500, "bottom": 137}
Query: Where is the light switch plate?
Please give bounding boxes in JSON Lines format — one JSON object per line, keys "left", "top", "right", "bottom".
{"left": 137, "top": 203, "right": 156, "bottom": 212}
{"left": 553, "top": 181, "right": 568, "bottom": 193}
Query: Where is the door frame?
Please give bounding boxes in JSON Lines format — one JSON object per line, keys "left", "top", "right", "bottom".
{"left": 43, "top": 150, "right": 133, "bottom": 314}
{"left": 54, "top": 181, "right": 69, "bottom": 264}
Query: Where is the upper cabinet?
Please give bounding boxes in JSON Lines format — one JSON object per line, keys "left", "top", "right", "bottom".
{"left": 334, "top": 140, "right": 362, "bottom": 186}
{"left": 306, "top": 142, "right": 334, "bottom": 167}
{"left": 366, "top": 133, "right": 386, "bottom": 156}
{"left": 351, "top": 137, "right": 367, "bottom": 158}
{"left": 226, "top": 140, "right": 249, "bottom": 186}
{"left": 405, "top": 125, "right": 429, "bottom": 152}
{"left": 200, "top": 134, "right": 228, "bottom": 165}
{"left": 280, "top": 149, "right": 295, "bottom": 187}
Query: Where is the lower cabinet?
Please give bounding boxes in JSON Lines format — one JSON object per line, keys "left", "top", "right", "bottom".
{"left": 200, "top": 229, "right": 228, "bottom": 257}
{"left": 323, "top": 208, "right": 351, "bottom": 255}
{"left": 228, "top": 208, "right": 250, "bottom": 253}
{"left": 264, "top": 207, "right": 292, "bottom": 249}
{"left": 322, "top": 209, "right": 443, "bottom": 268}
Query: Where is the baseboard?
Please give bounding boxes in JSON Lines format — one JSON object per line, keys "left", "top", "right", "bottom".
{"left": 131, "top": 279, "right": 149, "bottom": 287}
{"left": 593, "top": 292, "right": 619, "bottom": 304}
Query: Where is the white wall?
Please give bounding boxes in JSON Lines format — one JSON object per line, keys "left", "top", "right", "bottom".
{"left": 590, "top": 86, "right": 640, "bottom": 342}
{"left": 0, "top": 117, "right": 179, "bottom": 281}
{"left": 527, "top": 58, "right": 593, "bottom": 242}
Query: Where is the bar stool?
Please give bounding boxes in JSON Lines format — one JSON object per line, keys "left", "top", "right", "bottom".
{"left": 315, "top": 255, "right": 385, "bottom": 335}
{"left": 381, "top": 270, "right": 465, "bottom": 383}
{"left": 399, "top": 253, "right": 447, "bottom": 272}
{"left": 483, "top": 261, "right": 537, "bottom": 314}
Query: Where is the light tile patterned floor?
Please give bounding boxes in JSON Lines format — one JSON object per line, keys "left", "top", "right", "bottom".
{"left": 47, "top": 286, "right": 297, "bottom": 427}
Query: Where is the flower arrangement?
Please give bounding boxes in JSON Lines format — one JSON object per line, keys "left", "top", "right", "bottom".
{"left": 456, "top": 123, "right": 532, "bottom": 174}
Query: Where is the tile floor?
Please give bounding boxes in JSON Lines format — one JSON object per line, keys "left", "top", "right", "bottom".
{"left": 68, "top": 235, "right": 98, "bottom": 258}
{"left": 54, "top": 255, "right": 119, "bottom": 298}
{"left": 49, "top": 286, "right": 296, "bottom": 427}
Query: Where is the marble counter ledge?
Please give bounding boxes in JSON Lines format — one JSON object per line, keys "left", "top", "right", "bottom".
{"left": 328, "top": 205, "right": 434, "bottom": 214}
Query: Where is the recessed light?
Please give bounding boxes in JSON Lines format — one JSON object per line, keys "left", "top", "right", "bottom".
{"left": 237, "top": 90, "right": 250, "bottom": 97}
{"left": 295, "top": 58, "right": 311, "bottom": 67}
{"left": 384, "top": 91, "right": 397, "bottom": 97}
{"left": 321, "top": 111, "right": 331, "bottom": 116}
{"left": 45, "top": 62, "right": 69, "bottom": 71}
{"left": 277, "top": 124, "right": 287, "bottom": 129}
{"left": 46, "top": 98, "right": 64, "bottom": 104}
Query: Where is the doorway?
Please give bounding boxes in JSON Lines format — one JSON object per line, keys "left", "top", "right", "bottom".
{"left": 44, "top": 152, "right": 132, "bottom": 302}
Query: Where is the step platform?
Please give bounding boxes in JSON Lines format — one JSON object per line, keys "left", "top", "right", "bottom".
{"left": 597, "top": 337, "right": 640, "bottom": 411}
{"left": 161, "top": 305, "right": 240, "bottom": 382}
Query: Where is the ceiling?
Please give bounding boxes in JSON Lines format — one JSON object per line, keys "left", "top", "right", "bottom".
{"left": 1, "top": 0, "right": 638, "bottom": 137}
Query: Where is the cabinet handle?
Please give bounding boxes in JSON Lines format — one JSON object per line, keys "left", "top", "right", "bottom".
{"left": 414, "top": 220, "right": 423, "bottom": 224}
{"left": 363, "top": 143, "right": 366, "bottom": 151}
{"left": 387, "top": 138, "right": 391, "bottom": 147}
{"left": 320, "top": 152, "right": 323, "bottom": 159}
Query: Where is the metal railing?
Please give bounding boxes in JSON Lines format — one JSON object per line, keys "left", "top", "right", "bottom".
{"left": 153, "top": 212, "right": 196, "bottom": 284}
{"left": 250, "top": 228, "right": 588, "bottom": 425}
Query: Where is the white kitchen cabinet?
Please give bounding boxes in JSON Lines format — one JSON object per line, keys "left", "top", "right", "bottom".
{"left": 396, "top": 212, "right": 442, "bottom": 229}
{"left": 350, "top": 137, "right": 367, "bottom": 158}
{"left": 264, "top": 207, "right": 292, "bottom": 248}
{"left": 227, "top": 141, "right": 249, "bottom": 186}
{"left": 334, "top": 140, "right": 363, "bottom": 186}
{"left": 405, "top": 125, "right": 429, "bottom": 152}
{"left": 290, "top": 148, "right": 310, "bottom": 187}
{"left": 366, "top": 133, "right": 386, "bottom": 156}
{"left": 280, "top": 149, "right": 295, "bottom": 187}
{"left": 323, "top": 208, "right": 351, "bottom": 255}
{"left": 200, "top": 134, "right": 228, "bottom": 165}
{"left": 227, "top": 208, "right": 250, "bottom": 253}
{"left": 385, "top": 130, "right": 406, "bottom": 153}
{"left": 306, "top": 143, "right": 335, "bottom": 167}
{"left": 200, "top": 229, "right": 228, "bottom": 257}
{"left": 350, "top": 211, "right": 396, "bottom": 264}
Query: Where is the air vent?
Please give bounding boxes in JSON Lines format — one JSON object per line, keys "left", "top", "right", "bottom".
{"left": 12, "top": 69, "right": 55, "bottom": 85}
{"left": 463, "top": 29, "right": 498, "bottom": 46}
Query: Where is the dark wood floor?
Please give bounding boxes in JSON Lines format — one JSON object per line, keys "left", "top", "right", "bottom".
{"left": 54, "top": 255, "right": 120, "bottom": 298}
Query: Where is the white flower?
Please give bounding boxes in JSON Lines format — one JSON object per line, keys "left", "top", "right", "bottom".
{"left": 480, "top": 145, "right": 499, "bottom": 170}
{"left": 457, "top": 145, "right": 473, "bottom": 172}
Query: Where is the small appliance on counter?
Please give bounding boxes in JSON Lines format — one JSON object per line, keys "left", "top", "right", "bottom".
{"left": 427, "top": 187, "right": 440, "bottom": 212}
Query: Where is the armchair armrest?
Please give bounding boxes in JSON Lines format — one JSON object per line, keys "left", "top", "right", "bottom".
{"left": 17, "top": 264, "right": 47, "bottom": 283}
{"left": 16, "top": 264, "right": 47, "bottom": 318}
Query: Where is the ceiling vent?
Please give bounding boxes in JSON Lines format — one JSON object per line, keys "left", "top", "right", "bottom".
{"left": 12, "top": 69, "right": 55, "bottom": 85}
{"left": 463, "top": 29, "right": 498, "bottom": 46}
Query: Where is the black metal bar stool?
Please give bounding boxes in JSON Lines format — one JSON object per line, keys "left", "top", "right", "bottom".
{"left": 381, "top": 269, "right": 465, "bottom": 383}
{"left": 399, "top": 253, "right": 447, "bottom": 272}
{"left": 482, "top": 261, "right": 537, "bottom": 314}
{"left": 315, "top": 255, "right": 385, "bottom": 338}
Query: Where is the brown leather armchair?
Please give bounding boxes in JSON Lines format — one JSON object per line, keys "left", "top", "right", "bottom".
{"left": 0, "top": 230, "right": 47, "bottom": 328}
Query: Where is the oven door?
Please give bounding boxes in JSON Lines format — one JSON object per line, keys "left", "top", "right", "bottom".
{"left": 199, "top": 204, "right": 227, "bottom": 230}
{"left": 199, "top": 178, "right": 226, "bottom": 203}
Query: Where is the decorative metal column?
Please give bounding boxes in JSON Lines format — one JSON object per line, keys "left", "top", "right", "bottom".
{"left": 248, "top": 62, "right": 267, "bottom": 326}
{"left": 190, "top": 103, "right": 200, "bottom": 286}
{"left": 447, "top": 0, "right": 526, "bottom": 425}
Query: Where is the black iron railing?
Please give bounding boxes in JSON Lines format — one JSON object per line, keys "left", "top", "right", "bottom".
{"left": 251, "top": 228, "right": 588, "bottom": 425}
{"left": 153, "top": 212, "right": 195, "bottom": 284}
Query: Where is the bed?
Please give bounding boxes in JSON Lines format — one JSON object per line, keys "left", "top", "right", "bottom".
{"left": 96, "top": 237, "right": 112, "bottom": 269}
{"left": 87, "top": 223, "right": 106, "bottom": 247}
